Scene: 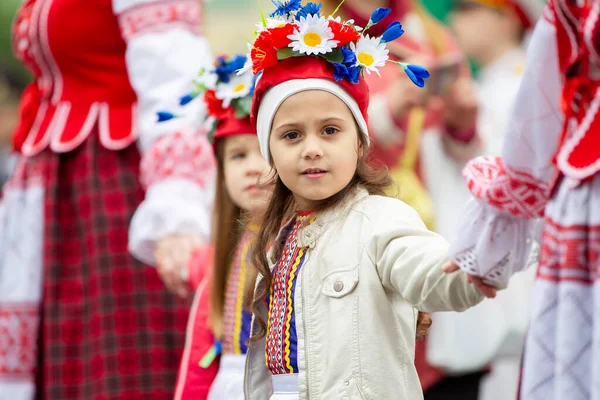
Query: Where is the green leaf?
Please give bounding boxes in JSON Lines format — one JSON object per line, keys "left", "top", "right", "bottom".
{"left": 321, "top": 50, "right": 344, "bottom": 64}
{"left": 234, "top": 107, "right": 250, "bottom": 119}
{"left": 234, "top": 95, "right": 253, "bottom": 116}
{"left": 277, "top": 47, "right": 296, "bottom": 60}
{"left": 259, "top": 0, "right": 267, "bottom": 28}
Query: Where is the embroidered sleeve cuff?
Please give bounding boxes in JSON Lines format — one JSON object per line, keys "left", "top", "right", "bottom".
{"left": 464, "top": 156, "right": 550, "bottom": 219}
{"left": 140, "top": 129, "right": 216, "bottom": 189}
{"left": 128, "top": 178, "right": 215, "bottom": 266}
{"left": 449, "top": 196, "right": 540, "bottom": 287}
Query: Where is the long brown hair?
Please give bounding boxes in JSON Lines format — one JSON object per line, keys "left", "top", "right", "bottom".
{"left": 248, "top": 130, "right": 431, "bottom": 341}
{"left": 209, "top": 140, "right": 245, "bottom": 339}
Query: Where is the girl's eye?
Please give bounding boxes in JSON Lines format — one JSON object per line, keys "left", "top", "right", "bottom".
{"left": 231, "top": 152, "right": 246, "bottom": 160}
{"left": 323, "top": 126, "right": 339, "bottom": 136}
{"left": 283, "top": 131, "right": 300, "bottom": 140}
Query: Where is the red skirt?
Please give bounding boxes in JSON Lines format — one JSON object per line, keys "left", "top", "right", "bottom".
{"left": 28, "top": 133, "right": 188, "bottom": 399}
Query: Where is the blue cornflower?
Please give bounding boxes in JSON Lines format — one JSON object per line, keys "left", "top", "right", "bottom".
{"left": 347, "top": 66, "right": 362, "bottom": 84}
{"left": 381, "top": 21, "right": 404, "bottom": 43}
{"left": 214, "top": 55, "right": 248, "bottom": 83}
{"left": 331, "top": 62, "right": 362, "bottom": 84}
{"left": 401, "top": 63, "right": 430, "bottom": 88}
{"left": 270, "top": 0, "right": 302, "bottom": 17}
{"left": 332, "top": 62, "right": 349, "bottom": 82}
{"left": 340, "top": 46, "right": 357, "bottom": 66}
{"left": 296, "top": 2, "right": 321, "bottom": 20}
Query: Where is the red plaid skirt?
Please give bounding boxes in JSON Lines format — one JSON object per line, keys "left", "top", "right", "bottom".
{"left": 31, "top": 133, "right": 189, "bottom": 399}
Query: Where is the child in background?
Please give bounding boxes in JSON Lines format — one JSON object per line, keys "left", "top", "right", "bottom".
{"left": 241, "top": 2, "right": 494, "bottom": 399}
{"left": 169, "top": 55, "right": 271, "bottom": 400}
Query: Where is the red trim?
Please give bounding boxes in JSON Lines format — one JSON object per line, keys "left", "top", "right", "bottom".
{"left": 537, "top": 216, "right": 600, "bottom": 284}
{"left": 118, "top": 0, "right": 202, "bottom": 42}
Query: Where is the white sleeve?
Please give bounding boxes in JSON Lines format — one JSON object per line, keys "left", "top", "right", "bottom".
{"left": 368, "top": 200, "right": 484, "bottom": 313}
{"left": 449, "top": 14, "right": 562, "bottom": 286}
{"left": 113, "top": 0, "right": 217, "bottom": 265}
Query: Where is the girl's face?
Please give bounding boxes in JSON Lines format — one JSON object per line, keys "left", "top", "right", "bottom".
{"left": 223, "top": 134, "right": 272, "bottom": 213}
{"left": 269, "top": 90, "right": 362, "bottom": 211}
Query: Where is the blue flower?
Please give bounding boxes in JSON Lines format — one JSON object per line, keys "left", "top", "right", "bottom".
{"left": 369, "top": 7, "right": 391, "bottom": 25}
{"left": 381, "top": 21, "right": 404, "bottom": 43}
{"left": 332, "top": 62, "right": 349, "bottom": 82}
{"left": 270, "top": 0, "right": 302, "bottom": 17}
{"left": 402, "top": 63, "right": 430, "bottom": 88}
{"left": 347, "top": 66, "right": 362, "bottom": 84}
{"left": 157, "top": 111, "right": 176, "bottom": 122}
{"left": 296, "top": 2, "right": 321, "bottom": 20}
{"left": 215, "top": 55, "right": 248, "bottom": 83}
{"left": 340, "top": 46, "right": 357, "bottom": 66}
{"left": 331, "top": 62, "right": 362, "bottom": 84}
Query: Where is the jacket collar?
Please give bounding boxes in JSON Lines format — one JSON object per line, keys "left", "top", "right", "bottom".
{"left": 295, "top": 187, "right": 369, "bottom": 249}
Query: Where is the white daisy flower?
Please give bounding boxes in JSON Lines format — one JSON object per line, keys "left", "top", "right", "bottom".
{"left": 215, "top": 71, "right": 254, "bottom": 108}
{"left": 350, "top": 35, "right": 389, "bottom": 76}
{"left": 287, "top": 14, "right": 339, "bottom": 56}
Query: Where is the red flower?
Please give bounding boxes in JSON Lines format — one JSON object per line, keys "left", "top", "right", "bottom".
{"left": 268, "top": 23, "right": 297, "bottom": 49}
{"left": 204, "top": 89, "right": 228, "bottom": 119}
{"left": 328, "top": 20, "right": 361, "bottom": 47}
{"left": 251, "top": 32, "right": 278, "bottom": 74}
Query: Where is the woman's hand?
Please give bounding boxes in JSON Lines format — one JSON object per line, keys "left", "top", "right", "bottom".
{"left": 442, "top": 261, "right": 498, "bottom": 298}
{"left": 155, "top": 233, "right": 203, "bottom": 298}
{"left": 431, "top": 76, "right": 479, "bottom": 132}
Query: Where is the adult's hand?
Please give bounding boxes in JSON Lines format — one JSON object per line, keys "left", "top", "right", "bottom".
{"left": 155, "top": 233, "right": 202, "bottom": 298}
{"left": 442, "top": 261, "right": 498, "bottom": 298}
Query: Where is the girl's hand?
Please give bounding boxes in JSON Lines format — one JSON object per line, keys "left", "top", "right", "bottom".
{"left": 155, "top": 234, "right": 203, "bottom": 298}
{"left": 442, "top": 261, "right": 498, "bottom": 298}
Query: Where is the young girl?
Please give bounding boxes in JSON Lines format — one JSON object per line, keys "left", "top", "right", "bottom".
{"left": 169, "top": 55, "right": 271, "bottom": 400}
{"left": 241, "top": 3, "right": 493, "bottom": 399}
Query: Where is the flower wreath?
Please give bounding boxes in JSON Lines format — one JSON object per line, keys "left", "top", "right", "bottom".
{"left": 157, "top": 54, "right": 257, "bottom": 141}
{"left": 237, "top": 0, "right": 430, "bottom": 87}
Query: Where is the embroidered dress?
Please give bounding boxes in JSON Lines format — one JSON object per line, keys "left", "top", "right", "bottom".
{"left": 0, "top": 0, "right": 215, "bottom": 399}
{"left": 266, "top": 213, "right": 314, "bottom": 375}
{"left": 449, "top": 2, "right": 600, "bottom": 399}
{"left": 222, "top": 228, "right": 255, "bottom": 355}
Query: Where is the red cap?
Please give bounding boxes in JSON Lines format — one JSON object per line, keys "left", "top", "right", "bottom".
{"left": 212, "top": 107, "right": 256, "bottom": 150}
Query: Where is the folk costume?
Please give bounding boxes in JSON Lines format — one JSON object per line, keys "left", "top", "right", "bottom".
{"left": 0, "top": 0, "right": 215, "bottom": 398}
{"left": 450, "top": 1, "right": 600, "bottom": 399}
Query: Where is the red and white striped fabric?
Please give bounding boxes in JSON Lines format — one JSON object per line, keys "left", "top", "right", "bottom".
{"left": 450, "top": 2, "right": 600, "bottom": 398}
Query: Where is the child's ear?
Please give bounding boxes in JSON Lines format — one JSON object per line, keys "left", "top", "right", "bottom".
{"left": 357, "top": 137, "right": 365, "bottom": 159}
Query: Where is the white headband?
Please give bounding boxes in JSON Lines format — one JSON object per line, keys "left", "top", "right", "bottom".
{"left": 256, "top": 78, "right": 369, "bottom": 163}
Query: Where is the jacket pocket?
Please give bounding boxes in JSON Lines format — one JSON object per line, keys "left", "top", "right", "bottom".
{"left": 339, "top": 376, "right": 365, "bottom": 399}
{"left": 321, "top": 269, "right": 359, "bottom": 298}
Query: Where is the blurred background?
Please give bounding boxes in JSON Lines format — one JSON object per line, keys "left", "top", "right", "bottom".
{"left": 0, "top": 0, "right": 454, "bottom": 187}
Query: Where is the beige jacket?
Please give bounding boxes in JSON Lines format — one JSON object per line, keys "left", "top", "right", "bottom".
{"left": 244, "top": 189, "right": 484, "bottom": 400}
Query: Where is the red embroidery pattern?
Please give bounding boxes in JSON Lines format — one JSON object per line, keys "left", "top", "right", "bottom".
{"left": 464, "top": 156, "right": 549, "bottom": 219}
{"left": 538, "top": 219, "right": 600, "bottom": 284}
{"left": 0, "top": 303, "right": 39, "bottom": 380}
{"left": 118, "top": 0, "right": 202, "bottom": 41}
{"left": 140, "top": 131, "right": 216, "bottom": 189}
